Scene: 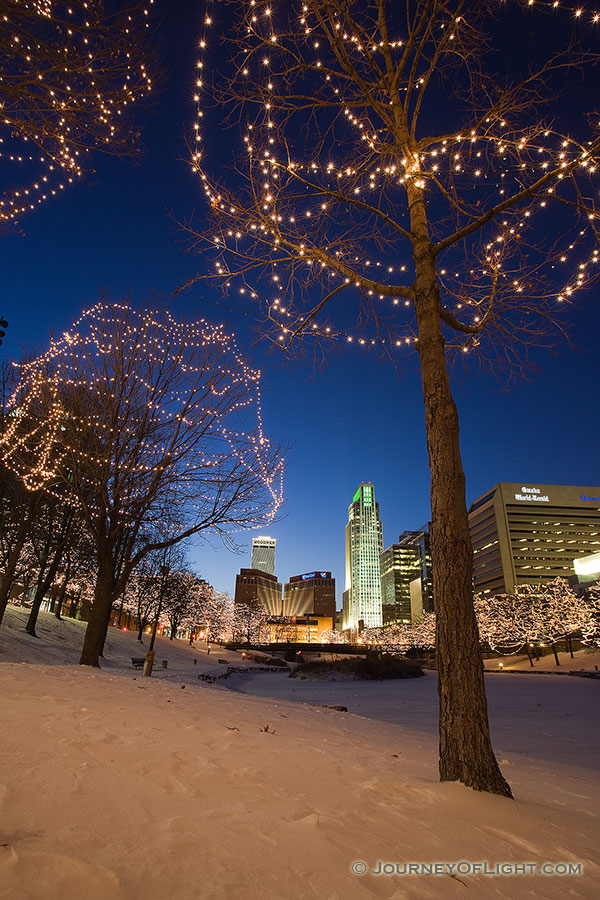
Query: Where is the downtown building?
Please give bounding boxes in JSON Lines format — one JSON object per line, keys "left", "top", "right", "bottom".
{"left": 283, "top": 571, "right": 336, "bottom": 619}
{"left": 234, "top": 568, "right": 283, "bottom": 616}
{"left": 343, "top": 482, "right": 383, "bottom": 632}
{"left": 468, "top": 482, "right": 600, "bottom": 595}
{"left": 251, "top": 536, "right": 276, "bottom": 576}
{"left": 380, "top": 528, "right": 433, "bottom": 624}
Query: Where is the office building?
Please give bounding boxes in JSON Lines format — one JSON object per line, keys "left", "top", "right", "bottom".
{"left": 380, "top": 527, "right": 433, "bottom": 624}
{"left": 283, "top": 572, "right": 336, "bottom": 619}
{"left": 343, "top": 482, "right": 383, "bottom": 632}
{"left": 262, "top": 615, "right": 335, "bottom": 643}
{"left": 251, "top": 536, "right": 276, "bottom": 576}
{"left": 234, "top": 568, "right": 282, "bottom": 616}
{"left": 468, "top": 482, "right": 600, "bottom": 595}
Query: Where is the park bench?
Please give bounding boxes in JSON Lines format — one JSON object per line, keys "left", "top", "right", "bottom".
{"left": 131, "top": 657, "right": 145, "bottom": 669}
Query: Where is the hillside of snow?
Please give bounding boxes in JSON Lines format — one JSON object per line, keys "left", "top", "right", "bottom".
{"left": 1, "top": 609, "right": 599, "bottom": 899}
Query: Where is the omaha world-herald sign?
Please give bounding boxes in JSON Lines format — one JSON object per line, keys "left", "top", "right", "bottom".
{"left": 513, "top": 486, "right": 549, "bottom": 503}
{"left": 507, "top": 483, "right": 600, "bottom": 507}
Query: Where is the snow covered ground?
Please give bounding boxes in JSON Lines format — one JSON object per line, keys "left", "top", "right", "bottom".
{"left": 0, "top": 606, "right": 264, "bottom": 681}
{"left": 484, "top": 647, "right": 600, "bottom": 671}
{"left": 1, "top": 609, "right": 599, "bottom": 900}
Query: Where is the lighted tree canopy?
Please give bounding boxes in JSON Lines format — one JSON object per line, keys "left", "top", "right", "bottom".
{"left": 190, "top": 0, "right": 600, "bottom": 797}
{"left": 0, "top": 0, "right": 156, "bottom": 226}
{"left": 0, "top": 303, "right": 284, "bottom": 666}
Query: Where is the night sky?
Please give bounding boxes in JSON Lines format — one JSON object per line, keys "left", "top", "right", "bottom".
{"left": 2, "top": 1, "right": 599, "bottom": 602}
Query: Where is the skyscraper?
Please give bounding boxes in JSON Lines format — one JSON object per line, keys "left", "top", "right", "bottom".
{"left": 251, "top": 536, "right": 276, "bottom": 576}
{"left": 343, "top": 482, "right": 383, "bottom": 632}
{"left": 380, "top": 527, "right": 433, "bottom": 624}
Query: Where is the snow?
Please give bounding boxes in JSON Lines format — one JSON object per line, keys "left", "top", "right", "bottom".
{"left": 1, "top": 609, "right": 599, "bottom": 899}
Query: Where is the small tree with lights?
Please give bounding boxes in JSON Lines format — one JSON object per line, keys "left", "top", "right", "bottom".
{"left": 0, "top": 0, "right": 157, "bottom": 227}
{"left": 582, "top": 584, "right": 600, "bottom": 647}
{"left": 232, "top": 602, "right": 269, "bottom": 644}
{"left": 189, "top": 0, "right": 600, "bottom": 797}
{"left": 0, "top": 302, "right": 284, "bottom": 666}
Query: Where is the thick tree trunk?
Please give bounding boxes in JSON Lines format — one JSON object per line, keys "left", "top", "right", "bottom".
{"left": 79, "top": 553, "right": 116, "bottom": 667}
{"left": 411, "top": 218, "right": 512, "bottom": 797}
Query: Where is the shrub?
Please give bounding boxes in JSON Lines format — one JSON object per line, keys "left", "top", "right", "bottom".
{"left": 290, "top": 655, "right": 424, "bottom": 680}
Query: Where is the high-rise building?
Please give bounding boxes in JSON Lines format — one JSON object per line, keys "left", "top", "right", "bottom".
{"left": 380, "top": 528, "right": 433, "bottom": 624}
{"left": 251, "top": 536, "right": 276, "bottom": 576}
{"left": 468, "top": 482, "right": 600, "bottom": 595}
{"left": 343, "top": 482, "right": 383, "bottom": 632}
{"left": 234, "top": 568, "right": 282, "bottom": 616}
{"left": 283, "top": 572, "right": 336, "bottom": 619}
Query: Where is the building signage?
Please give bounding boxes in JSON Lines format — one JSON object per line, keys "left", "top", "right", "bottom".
{"left": 514, "top": 486, "right": 549, "bottom": 503}
{"left": 580, "top": 495, "right": 600, "bottom": 502}
{"left": 301, "top": 572, "right": 328, "bottom": 580}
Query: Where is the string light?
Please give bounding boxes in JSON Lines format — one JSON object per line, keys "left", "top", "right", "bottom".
{"left": 0, "top": 0, "right": 156, "bottom": 225}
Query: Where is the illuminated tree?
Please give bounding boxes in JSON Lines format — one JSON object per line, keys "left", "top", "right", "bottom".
{"left": 319, "top": 627, "right": 348, "bottom": 644}
{"left": 162, "top": 569, "right": 205, "bottom": 640}
{"left": 200, "top": 589, "right": 235, "bottom": 642}
{"left": 189, "top": 0, "right": 600, "bottom": 797}
{"left": 365, "top": 612, "right": 436, "bottom": 652}
{"left": 582, "top": 584, "right": 600, "bottom": 647}
{"left": 0, "top": 302, "right": 284, "bottom": 666}
{"left": 120, "top": 556, "right": 164, "bottom": 641}
{"left": 475, "top": 592, "right": 531, "bottom": 656}
{"left": 0, "top": 0, "right": 156, "bottom": 227}
{"left": 232, "top": 602, "right": 268, "bottom": 644}
{"left": 476, "top": 578, "right": 595, "bottom": 663}
{"left": 0, "top": 361, "right": 44, "bottom": 621}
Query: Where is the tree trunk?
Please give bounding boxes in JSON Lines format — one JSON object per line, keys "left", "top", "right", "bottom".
{"left": 55, "top": 564, "right": 71, "bottom": 619}
{"left": 26, "top": 552, "right": 62, "bottom": 637}
{"left": 552, "top": 644, "right": 560, "bottom": 666}
{"left": 0, "top": 522, "right": 31, "bottom": 625}
{"left": 411, "top": 211, "right": 512, "bottom": 797}
{"left": 79, "top": 553, "right": 116, "bottom": 667}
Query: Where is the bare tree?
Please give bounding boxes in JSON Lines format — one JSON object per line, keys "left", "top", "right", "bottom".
{"left": 24, "top": 490, "right": 78, "bottom": 636}
{"left": 188, "top": 1, "right": 600, "bottom": 796}
{"left": 0, "top": 0, "right": 157, "bottom": 227}
{"left": 0, "top": 302, "right": 284, "bottom": 666}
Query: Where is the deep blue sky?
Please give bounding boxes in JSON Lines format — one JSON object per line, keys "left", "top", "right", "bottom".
{"left": 2, "top": 1, "right": 599, "bottom": 603}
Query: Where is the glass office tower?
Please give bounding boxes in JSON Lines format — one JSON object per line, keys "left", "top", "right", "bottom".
{"left": 343, "top": 482, "right": 383, "bottom": 632}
